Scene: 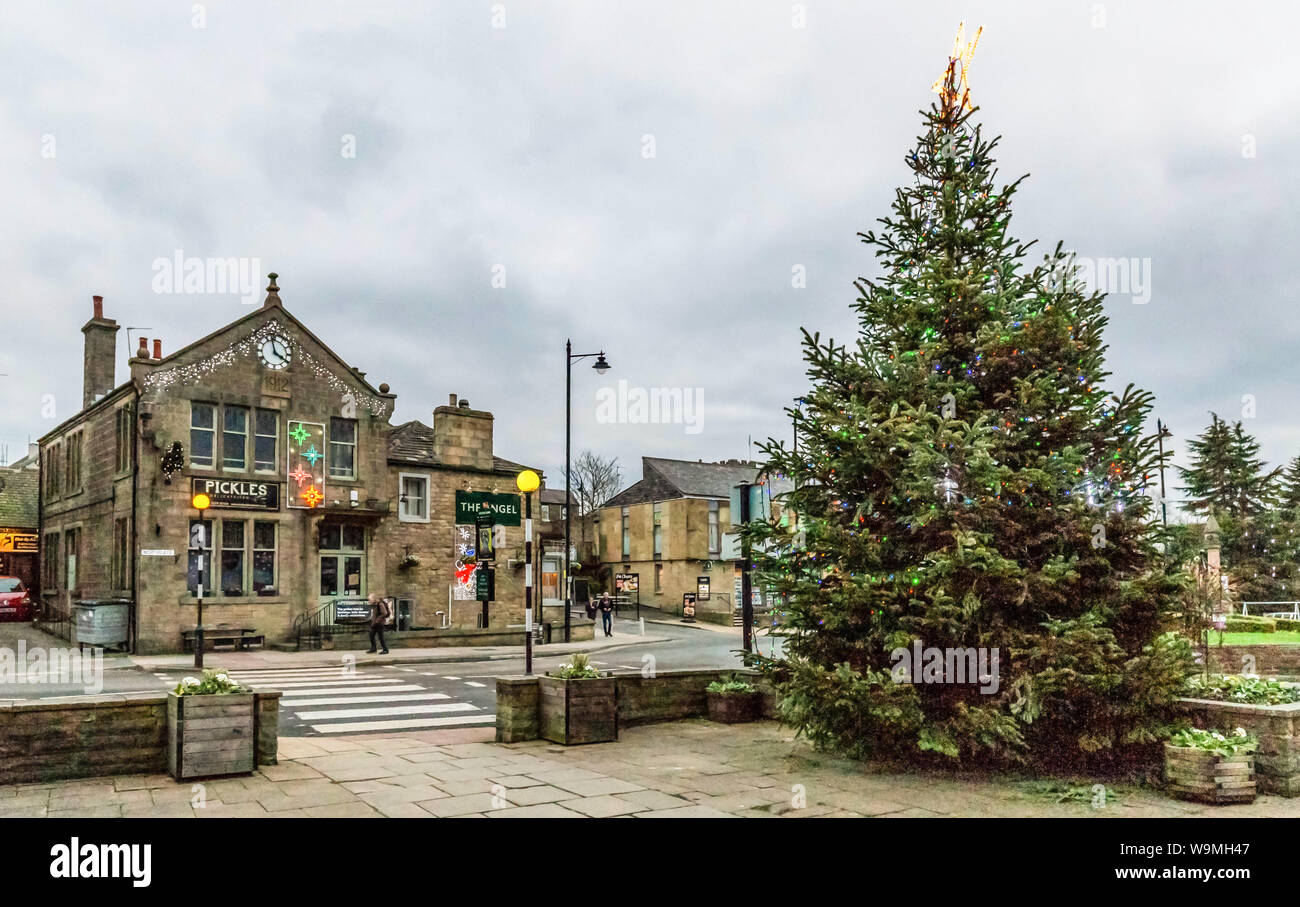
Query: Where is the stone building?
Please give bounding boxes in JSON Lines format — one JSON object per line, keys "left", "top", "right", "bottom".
{"left": 39, "top": 278, "right": 548, "bottom": 653}
{"left": 596, "top": 457, "right": 792, "bottom": 623}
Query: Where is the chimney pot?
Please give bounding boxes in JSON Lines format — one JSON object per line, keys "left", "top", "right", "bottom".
{"left": 448, "top": 394, "right": 457, "bottom": 407}
{"left": 92, "top": 295, "right": 104, "bottom": 319}
{"left": 458, "top": 399, "right": 469, "bottom": 408}
{"left": 152, "top": 339, "right": 162, "bottom": 359}
{"left": 137, "top": 337, "right": 150, "bottom": 359}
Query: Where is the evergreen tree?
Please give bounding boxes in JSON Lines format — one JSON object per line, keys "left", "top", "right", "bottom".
{"left": 1277, "top": 455, "right": 1300, "bottom": 512}
{"left": 745, "top": 61, "right": 1190, "bottom": 769}
{"left": 1178, "top": 414, "right": 1277, "bottom": 517}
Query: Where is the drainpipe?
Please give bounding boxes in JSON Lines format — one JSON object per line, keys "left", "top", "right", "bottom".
{"left": 129, "top": 387, "right": 140, "bottom": 653}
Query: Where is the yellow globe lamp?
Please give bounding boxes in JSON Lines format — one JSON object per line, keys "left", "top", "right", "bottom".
{"left": 191, "top": 492, "right": 212, "bottom": 511}
{"left": 515, "top": 470, "right": 540, "bottom": 494}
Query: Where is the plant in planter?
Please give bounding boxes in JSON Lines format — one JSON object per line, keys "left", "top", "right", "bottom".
{"left": 706, "top": 676, "right": 763, "bottom": 724}
{"left": 1185, "top": 674, "right": 1300, "bottom": 705}
{"left": 539, "top": 654, "right": 616, "bottom": 745}
{"left": 397, "top": 552, "right": 421, "bottom": 570}
{"left": 167, "top": 668, "right": 257, "bottom": 781}
{"left": 1164, "top": 726, "right": 1258, "bottom": 804}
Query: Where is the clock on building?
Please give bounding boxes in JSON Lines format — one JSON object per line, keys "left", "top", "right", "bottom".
{"left": 258, "top": 335, "right": 292, "bottom": 370}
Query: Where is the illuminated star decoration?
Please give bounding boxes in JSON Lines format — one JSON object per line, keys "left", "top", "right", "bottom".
{"left": 301, "top": 444, "right": 322, "bottom": 465}
{"left": 289, "top": 423, "right": 310, "bottom": 445}
{"left": 930, "top": 21, "right": 982, "bottom": 115}
{"left": 289, "top": 465, "right": 311, "bottom": 486}
{"left": 301, "top": 485, "right": 323, "bottom": 508}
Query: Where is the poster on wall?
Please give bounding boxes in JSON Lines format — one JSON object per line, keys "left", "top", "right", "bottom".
{"left": 453, "top": 525, "right": 479, "bottom": 601}
{"left": 697, "top": 576, "right": 710, "bottom": 600}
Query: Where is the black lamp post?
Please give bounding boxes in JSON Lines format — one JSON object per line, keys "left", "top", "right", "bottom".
{"left": 565, "top": 340, "right": 610, "bottom": 643}
{"left": 191, "top": 492, "right": 211, "bottom": 669}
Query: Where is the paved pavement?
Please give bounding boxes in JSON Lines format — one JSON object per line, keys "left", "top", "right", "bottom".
{"left": 6, "top": 719, "right": 1299, "bottom": 818}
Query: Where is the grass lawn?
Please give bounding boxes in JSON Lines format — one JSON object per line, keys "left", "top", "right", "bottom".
{"left": 1217, "top": 631, "right": 1300, "bottom": 646}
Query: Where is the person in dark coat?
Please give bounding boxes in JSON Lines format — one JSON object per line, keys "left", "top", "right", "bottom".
{"left": 367, "top": 593, "right": 392, "bottom": 654}
{"left": 598, "top": 593, "right": 614, "bottom": 637}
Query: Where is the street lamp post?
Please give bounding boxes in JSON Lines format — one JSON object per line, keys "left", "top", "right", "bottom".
{"left": 191, "top": 492, "right": 211, "bottom": 669}
{"left": 1156, "top": 419, "right": 1172, "bottom": 527}
{"left": 516, "top": 469, "right": 541, "bottom": 675}
{"left": 565, "top": 340, "right": 611, "bottom": 643}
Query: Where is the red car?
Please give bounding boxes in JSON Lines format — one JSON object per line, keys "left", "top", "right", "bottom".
{"left": 0, "top": 577, "right": 33, "bottom": 622}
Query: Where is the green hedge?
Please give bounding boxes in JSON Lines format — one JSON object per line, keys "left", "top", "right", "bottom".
{"left": 1276, "top": 618, "right": 1300, "bottom": 633}
{"left": 1224, "top": 616, "right": 1276, "bottom": 633}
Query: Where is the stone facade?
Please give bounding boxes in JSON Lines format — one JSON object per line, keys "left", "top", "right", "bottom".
{"left": 39, "top": 281, "right": 544, "bottom": 653}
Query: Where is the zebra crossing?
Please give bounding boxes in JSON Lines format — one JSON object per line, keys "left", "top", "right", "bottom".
{"left": 223, "top": 665, "right": 496, "bottom": 736}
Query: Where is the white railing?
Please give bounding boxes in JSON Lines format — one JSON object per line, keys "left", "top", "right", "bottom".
{"left": 1241, "top": 601, "right": 1300, "bottom": 618}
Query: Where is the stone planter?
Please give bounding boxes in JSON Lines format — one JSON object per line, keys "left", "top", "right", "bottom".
{"left": 166, "top": 692, "right": 257, "bottom": 781}
{"left": 1176, "top": 697, "right": 1300, "bottom": 796}
{"left": 1164, "top": 744, "right": 1256, "bottom": 804}
{"left": 538, "top": 675, "right": 617, "bottom": 745}
{"left": 706, "top": 690, "right": 762, "bottom": 724}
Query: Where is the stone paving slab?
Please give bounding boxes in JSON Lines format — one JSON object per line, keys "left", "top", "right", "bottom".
{"left": 6, "top": 719, "right": 1300, "bottom": 818}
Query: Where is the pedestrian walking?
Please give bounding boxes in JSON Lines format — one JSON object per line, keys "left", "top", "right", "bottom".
{"left": 367, "top": 593, "right": 392, "bottom": 654}
{"left": 599, "top": 593, "right": 614, "bottom": 637}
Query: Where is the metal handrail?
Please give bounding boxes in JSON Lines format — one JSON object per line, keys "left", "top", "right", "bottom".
{"left": 1241, "top": 601, "right": 1300, "bottom": 618}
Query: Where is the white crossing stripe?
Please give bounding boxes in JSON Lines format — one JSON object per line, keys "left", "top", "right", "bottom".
{"left": 442, "top": 676, "right": 461, "bottom": 680}
{"left": 231, "top": 670, "right": 374, "bottom": 679}
{"left": 282, "top": 692, "right": 451, "bottom": 707}
{"left": 295, "top": 702, "right": 480, "bottom": 720}
{"left": 463, "top": 681, "right": 486, "bottom": 688}
{"left": 240, "top": 677, "right": 406, "bottom": 689}
{"left": 279, "top": 683, "right": 426, "bottom": 696}
{"left": 310, "top": 715, "right": 496, "bottom": 734}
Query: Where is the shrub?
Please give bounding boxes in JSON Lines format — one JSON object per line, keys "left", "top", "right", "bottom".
{"left": 1224, "top": 616, "right": 1275, "bottom": 633}
{"left": 1275, "top": 618, "right": 1300, "bottom": 633}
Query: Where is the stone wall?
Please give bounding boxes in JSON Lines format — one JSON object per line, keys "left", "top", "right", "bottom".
{"left": 1176, "top": 697, "right": 1300, "bottom": 797}
{"left": 0, "top": 691, "right": 280, "bottom": 785}
{"left": 495, "top": 668, "right": 774, "bottom": 743}
{"left": 1205, "top": 645, "right": 1300, "bottom": 678}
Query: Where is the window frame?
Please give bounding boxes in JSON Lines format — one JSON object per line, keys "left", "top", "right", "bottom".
{"left": 222, "top": 405, "right": 250, "bottom": 471}
{"left": 253, "top": 520, "right": 278, "bottom": 595}
{"left": 253, "top": 408, "right": 279, "bottom": 474}
{"left": 328, "top": 417, "right": 358, "bottom": 480}
{"left": 190, "top": 402, "right": 217, "bottom": 470}
{"left": 398, "top": 472, "right": 430, "bottom": 523}
{"left": 621, "top": 506, "right": 630, "bottom": 557}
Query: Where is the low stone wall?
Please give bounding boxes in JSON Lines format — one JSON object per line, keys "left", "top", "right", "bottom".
{"left": 1205, "top": 645, "right": 1300, "bottom": 678}
{"left": 495, "top": 669, "right": 775, "bottom": 742}
{"left": 0, "top": 691, "right": 280, "bottom": 785}
{"left": 1176, "top": 697, "right": 1300, "bottom": 797}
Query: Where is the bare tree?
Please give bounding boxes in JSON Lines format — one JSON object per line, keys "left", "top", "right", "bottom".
{"left": 572, "top": 450, "right": 622, "bottom": 561}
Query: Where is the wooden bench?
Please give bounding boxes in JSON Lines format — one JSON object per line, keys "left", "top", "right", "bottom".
{"left": 181, "top": 628, "right": 264, "bottom": 653}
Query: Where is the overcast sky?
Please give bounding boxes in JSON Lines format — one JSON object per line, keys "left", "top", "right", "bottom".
{"left": 2, "top": 1, "right": 1297, "bottom": 508}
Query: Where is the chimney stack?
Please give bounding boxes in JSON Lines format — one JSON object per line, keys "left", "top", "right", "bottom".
{"left": 432, "top": 394, "right": 494, "bottom": 471}
{"left": 152, "top": 338, "right": 162, "bottom": 360}
{"left": 81, "top": 295, "right": 120, "bottom": 408}
{"left": 136, "top": 336, "right": 149, "bottom": 359}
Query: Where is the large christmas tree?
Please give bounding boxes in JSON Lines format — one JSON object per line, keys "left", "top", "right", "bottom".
{"left": 746, "top": 32, "right": 1191, "bottom": 769}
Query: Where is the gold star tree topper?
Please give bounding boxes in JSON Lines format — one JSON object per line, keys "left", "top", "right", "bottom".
{"left": 931, "top": 22, "right": 983, "bottom": 115}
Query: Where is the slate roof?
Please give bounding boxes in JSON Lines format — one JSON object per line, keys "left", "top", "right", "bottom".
{"left": 605, "top": 457, "right": 794, "bottom": 508}
{"left": 0, "top": 469, "right": 39, "bottom": 529}
{"left": 540, "top": 488, "right": 568, "bottom": 505}
{"left": 387, "top": 420, "right": 536, "bottom": 477}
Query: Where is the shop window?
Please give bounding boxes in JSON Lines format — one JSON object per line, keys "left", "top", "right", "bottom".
{"left": 253, "top": 521, "right": 277, "bottom": 594}
{"left": 220, "top": 521, "right": 245, "bottom": 596}
{"left": 329, "top": 417, "right": 357, "bottom": 479}
{"left": 191, "top": 403, "right": 216, "bottom": 468}
{"left": 254, "top": 409, "right": 278, "bottom": 473}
